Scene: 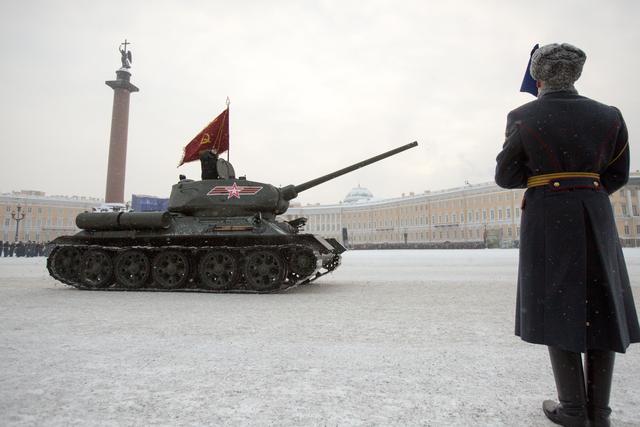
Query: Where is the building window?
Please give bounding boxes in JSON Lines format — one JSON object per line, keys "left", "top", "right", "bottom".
{"left": 508, "top": 227, "right": 512, "bottom": 237}
{"left": 498, "top": 209, "right": 503, "bottom": 220}
{"left": 483, "top": 210, "right": 487, "bottom": 221}
{"left": 622, "top": 205, "right": 628, "bottom": 216}
{"left": 490, "top": 210, "right": 495, "bottom": 221}
{"left": 515, "top": 208, "right": 520, "bottom": 219}
{"left": 624, "top": 225, "right": 630, "bottom": 235}
{"left": 633, "top": 205, "right": 638, "bottom": 216}
{"left": 506, "top": 208, "right": 511, "bottom": 219}
{"left": 637, "top": 225, "right": 640, "bottom": 234}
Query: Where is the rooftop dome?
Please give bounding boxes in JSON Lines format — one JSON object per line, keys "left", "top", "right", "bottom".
{"left": 344, "top": 185, "right": 374, "bottom": 203}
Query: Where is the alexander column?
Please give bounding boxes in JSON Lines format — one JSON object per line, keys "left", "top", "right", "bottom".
{"left": 104, "top": 40, "right": 139, "bottom": 203}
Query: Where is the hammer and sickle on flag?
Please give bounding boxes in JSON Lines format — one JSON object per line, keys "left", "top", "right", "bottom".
{"left": 178, "top": 106, "right": 230, "bottom": 166}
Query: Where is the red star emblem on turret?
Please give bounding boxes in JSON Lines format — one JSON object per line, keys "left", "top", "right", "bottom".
{"left": 207, "top": 183, "right": 263, "bottom": 198}
{"left": 226, "top": 182, "right": 241, "bottom": 199}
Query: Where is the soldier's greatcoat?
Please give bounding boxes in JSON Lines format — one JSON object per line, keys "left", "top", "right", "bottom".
{"left": 495, "top": 90, "right": 640, "bottom": 353}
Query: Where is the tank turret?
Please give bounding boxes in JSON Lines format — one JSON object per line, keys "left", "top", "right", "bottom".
{"left": 47, "top": 141, "right": 418, "bottom": 293}
{"left": 168, "top": 141, "right": 418, "bottom": 218}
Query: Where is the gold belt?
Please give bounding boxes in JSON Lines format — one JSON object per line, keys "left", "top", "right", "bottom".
{"left": 527, "top": 172, "right": 601, "bottom": 188}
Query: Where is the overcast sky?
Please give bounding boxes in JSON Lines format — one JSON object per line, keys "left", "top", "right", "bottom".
{"left": 1, "top": 0, "right": 638, "bottom": 205}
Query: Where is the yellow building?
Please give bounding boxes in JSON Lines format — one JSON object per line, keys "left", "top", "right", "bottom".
{"left": 283, "top": 173, "right": 640, "bottom": 248}
{"left": 1, "top": 191, "right": 102, "bottom": 243}
{"left": 3, "top": 173, "right": 638, "bottom": 247}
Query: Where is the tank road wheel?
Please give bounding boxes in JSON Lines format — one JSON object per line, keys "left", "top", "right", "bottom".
{"left": 198, "top": 250, "right": 238, "bottom": 291}
{"left": 114, "top": 250, "right": 151, "bottom": 289}
{"left": 288, "top": 249, "right": 318, "bottom": 278}
{"left": 49, "top": 246, "right": 82, "bottom": 283}
{"left": 244, "top": 250, "right": 286, "bottom": 291}
{"left": 152, "top": 250, "right": 189, "bottom": 289}
{"left": 79, "top": 249, "right": 114, "bottom": 288}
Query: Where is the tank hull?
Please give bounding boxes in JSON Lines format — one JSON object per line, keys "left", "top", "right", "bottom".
{"left": 46, "top": 214, "right": 345, "bottom": 293}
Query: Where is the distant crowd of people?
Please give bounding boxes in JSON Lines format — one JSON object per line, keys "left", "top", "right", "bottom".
{"left": 0, "top": 240, "right": 48, "bottom": 257}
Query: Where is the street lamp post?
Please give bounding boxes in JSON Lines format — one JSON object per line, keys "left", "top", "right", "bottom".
{"left": 11, "top": 205, "right": 26, "bottom": 242}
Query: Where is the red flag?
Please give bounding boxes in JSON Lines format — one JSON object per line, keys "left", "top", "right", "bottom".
{"left": 178, "top": 108, "right": 229, "bottom": 166}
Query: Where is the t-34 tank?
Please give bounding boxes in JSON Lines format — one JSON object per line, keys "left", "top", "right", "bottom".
{"left": 47, "top": 141, "right": 418, "bottom": 293}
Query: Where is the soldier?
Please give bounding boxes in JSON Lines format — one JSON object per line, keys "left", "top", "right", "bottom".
{"left": 15, "top": 241, "right": 25, "bottom": 257}
{"left": 0, "top": 240, "right": 3, "bottom": 257}
{"left": 495, "top": 43, "right": 639, "bottom": 426}
{"left": 8, "top": 241, "right": 15, "bottom": 257}
{"left": 199, "top": 149, "right": 219, "bottom": 180}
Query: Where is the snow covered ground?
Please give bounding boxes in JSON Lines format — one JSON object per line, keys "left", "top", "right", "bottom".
{"left": 1, "top": 249, "right": 639, "bottom": 426}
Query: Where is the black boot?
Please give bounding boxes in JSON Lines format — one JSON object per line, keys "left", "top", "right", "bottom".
{"left": 543, "top": 346, "right": 589, "bottom": 426}
{"left": 585, "top": 349, "right": 615, "bottom": 427}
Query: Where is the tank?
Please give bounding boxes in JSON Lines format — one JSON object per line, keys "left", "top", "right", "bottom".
{"left": 47, "top": 141, "right": 418, "bottom": 293}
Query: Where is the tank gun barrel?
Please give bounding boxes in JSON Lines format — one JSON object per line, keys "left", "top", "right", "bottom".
{"left": 282, "top": 141, "right": 418, "bottom": 200}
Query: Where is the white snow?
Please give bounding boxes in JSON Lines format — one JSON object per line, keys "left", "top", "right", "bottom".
{"left": 1, "top": 249, "right": 639, "bottom": 426}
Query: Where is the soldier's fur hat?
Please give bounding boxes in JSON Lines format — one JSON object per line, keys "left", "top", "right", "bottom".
{"left": 530, "top": 43, "right": 586, "bottom": 90}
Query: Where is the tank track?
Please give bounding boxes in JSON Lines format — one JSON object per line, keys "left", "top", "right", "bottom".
{"left": 47, "top": 243, "right": 340, "bottom": 294}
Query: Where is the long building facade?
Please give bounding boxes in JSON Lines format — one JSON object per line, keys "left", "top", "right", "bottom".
{"left": 2, "top": 173, "right": 639, "bottom": 247}
{"left": 1, "top": 191, "right": 102, "bottom": 243}
{"left": 282, "top": 173, "right": 640, "bottom": 248}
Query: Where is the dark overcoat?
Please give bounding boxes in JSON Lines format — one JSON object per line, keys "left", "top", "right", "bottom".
{"left": 495, "top": 90, "right": 640, "bottom": 353}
